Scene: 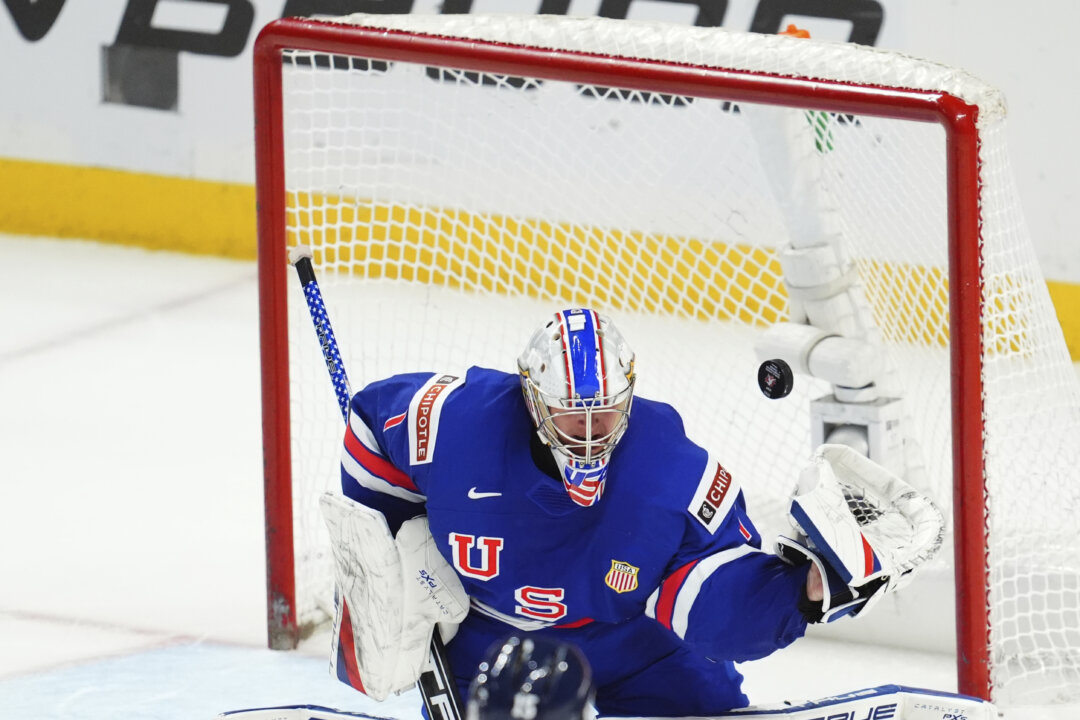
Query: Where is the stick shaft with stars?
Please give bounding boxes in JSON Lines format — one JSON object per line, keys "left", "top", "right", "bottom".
{"left": 287, "top": 245, "right": 465, "bottom": 720}
{"left": 289, "top": 246, "right": 351, "bottom": 422}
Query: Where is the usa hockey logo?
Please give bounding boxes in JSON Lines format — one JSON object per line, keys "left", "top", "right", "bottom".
{"left": 605, "top": 560, "right": 639, "bottom": 593}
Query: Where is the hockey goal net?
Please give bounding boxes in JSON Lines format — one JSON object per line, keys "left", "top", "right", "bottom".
{"left": 254, "top": 14, "right": 1080, "bottom": 707}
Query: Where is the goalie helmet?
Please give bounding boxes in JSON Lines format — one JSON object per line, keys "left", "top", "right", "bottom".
{"left": 518, "top": 309, "right": 635, "bottom": 507}
{"left": 466, "top": 634, "right": 595, "bottom": 720}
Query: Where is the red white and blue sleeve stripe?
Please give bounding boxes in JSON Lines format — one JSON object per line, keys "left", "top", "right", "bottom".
{"left": 645, "top": 545, "right": 759, "bottom": 638}
{"left": 342, "top": 412, "right": 425, "bottom": 504}
{"left": 645, "top": 540, "right": 809, "bottom": 660}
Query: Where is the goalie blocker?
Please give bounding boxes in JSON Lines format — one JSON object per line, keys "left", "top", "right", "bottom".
{"left": 216, "top": 685, "right": 996, "bottom": 720}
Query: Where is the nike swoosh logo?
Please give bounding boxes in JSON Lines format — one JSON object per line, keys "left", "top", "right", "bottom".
{"left": 468, "top": 487, "right": 502, "bottom": 500}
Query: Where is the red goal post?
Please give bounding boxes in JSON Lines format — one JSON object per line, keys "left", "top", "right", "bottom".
{"left": 253, "top": 13, "right": 1080, "bottom": 709}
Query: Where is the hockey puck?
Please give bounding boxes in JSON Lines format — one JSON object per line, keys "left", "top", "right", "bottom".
{"left": 758, "top": 358, "right": 794, "bottom": 399}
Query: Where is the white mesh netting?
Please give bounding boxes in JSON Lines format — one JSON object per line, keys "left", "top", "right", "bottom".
{"left": 260, "top": 14, "right": 1080, "bottom": 706}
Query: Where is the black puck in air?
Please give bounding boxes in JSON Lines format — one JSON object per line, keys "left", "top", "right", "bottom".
{"left": 758, "top": 358, "right": 794, "bottom": 399}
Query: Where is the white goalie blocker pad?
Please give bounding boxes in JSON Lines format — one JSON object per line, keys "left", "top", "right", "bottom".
{"left": 320, "top": 492, "right": 470, "bottom": 701}
{"left": 777, "top": 444, "right": 944, "bottom": 621}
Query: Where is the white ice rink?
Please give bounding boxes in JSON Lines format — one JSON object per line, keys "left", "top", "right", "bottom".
{"left": 0, "top": 234, "right": 1075, "bottom": 720}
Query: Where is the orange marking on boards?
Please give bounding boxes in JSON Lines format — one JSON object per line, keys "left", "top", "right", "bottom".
{"left": 779, "top": 24, "right": 811, "bottom": 39}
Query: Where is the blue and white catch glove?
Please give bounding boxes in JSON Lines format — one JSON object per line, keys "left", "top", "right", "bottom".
{"left": 777, "top": 444, "right": 944, "bottom": 623}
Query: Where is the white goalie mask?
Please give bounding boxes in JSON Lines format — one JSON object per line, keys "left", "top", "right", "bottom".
{"left": 518, "top": 309, "right": 636, "bottom": 507}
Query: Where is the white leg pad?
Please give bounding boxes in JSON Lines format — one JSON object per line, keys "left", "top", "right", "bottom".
{"left": 321, "top": 492, "right": 469, "bottom": 701}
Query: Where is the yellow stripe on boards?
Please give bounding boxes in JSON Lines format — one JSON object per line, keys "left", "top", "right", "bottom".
{"left": 1048, "top": 281, "right": 1080, "bottom": 359}
{"left": 286, "top": 194, "right": 1080, "bottom": 359}
{"left": 0, "top": 158, "right": 1076, "bottom": 361}
{"left": 288, "top": 195, "right": 952, "bottom": 342}
{"left": 287, "top": 195, "right": 790, "bottom": 327}
{"left": 0, "top": 157, "right": 256, "bottom": 259}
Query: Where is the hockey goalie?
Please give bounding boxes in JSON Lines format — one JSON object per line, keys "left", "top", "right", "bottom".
{"left": 307, "top": 308, "right": 989, "bottom": 719}
{"left": 223, "top": 305, "right": 995, "bottom": 720}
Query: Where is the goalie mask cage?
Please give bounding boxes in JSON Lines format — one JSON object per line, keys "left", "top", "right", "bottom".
{"left": 254, "top": 14, "right": 1080, "bottom": 708}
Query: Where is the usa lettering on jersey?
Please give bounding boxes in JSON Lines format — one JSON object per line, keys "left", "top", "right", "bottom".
{"left": 408, "top": 373, "right": 464, "bottom": 465}
{"left": 449, "top": 532, "right": 504, "bottom": 580}
{"left": 687, "top": 458, "right": 740, "bottom": 532}
{"left": 514, "top": 586, "right": 568, "bottom": 621}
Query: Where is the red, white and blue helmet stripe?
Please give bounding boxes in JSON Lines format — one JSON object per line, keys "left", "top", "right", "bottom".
{"left": 556, "top": 309, "right": 607, "bottom": 404}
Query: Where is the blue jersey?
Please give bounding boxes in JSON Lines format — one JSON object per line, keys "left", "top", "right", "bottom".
{"left": 339, "top": 367, "right": 808, "bottom": 716}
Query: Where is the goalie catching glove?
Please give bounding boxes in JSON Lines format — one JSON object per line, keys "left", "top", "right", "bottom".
{"left": 776, "top": 444, "right": 944, "bottom": 623}
{"left": 321, "top": 492, "right": 470, "bottom": 700}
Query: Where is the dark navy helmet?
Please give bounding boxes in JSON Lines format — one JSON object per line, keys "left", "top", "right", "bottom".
{"left": 466, "top": 635, "right": 595, "bottom": 720}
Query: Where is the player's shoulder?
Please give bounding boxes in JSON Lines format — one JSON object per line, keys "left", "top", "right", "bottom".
{"left": 621, "top": 397, "right": 743, "bottom": 534}
{"left": 628, "top": 396, "right": 690, "bottom": 439}
{"left": 440, "top": 366, "right": 519, "bottom": 411}
{"left": 360, "top": 366, "right": 519, "bottom": 466}
{"left": 623, "top": 396, "right": 701, "bottom": 470}
{"left": 357, "top": 366, "right": 513, "bottom": 404}
{"left": 359, "top": 370, "right": 437, "bottom": 396}
{"left": 617, "top": 397, "right": 704, "bottom": 491}
{"left": 459, "top": 366, "right": 519, "bottom": 394}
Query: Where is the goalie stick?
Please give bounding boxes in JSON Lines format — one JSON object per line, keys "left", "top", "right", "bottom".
{"left": 290, "top": 245, "right": 465, "bottom": 720}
